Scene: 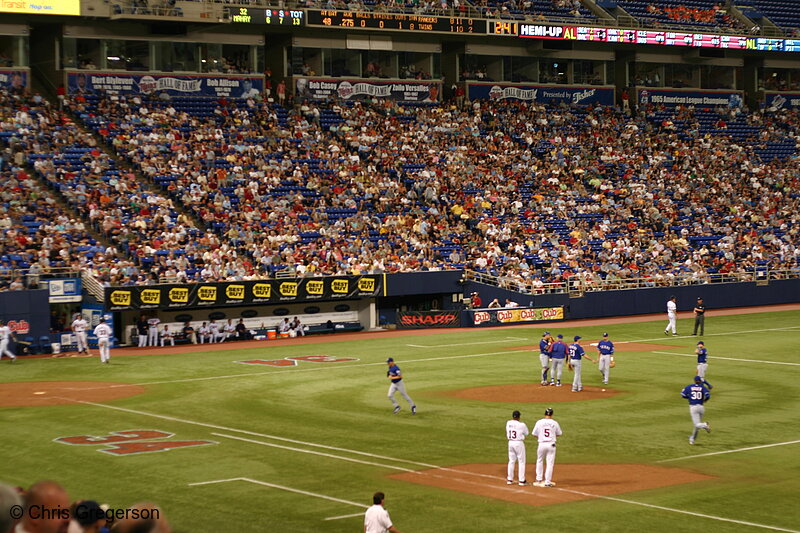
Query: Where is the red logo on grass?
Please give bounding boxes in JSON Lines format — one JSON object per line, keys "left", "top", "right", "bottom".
{"left": 54, "top": 429, "right": 216, "bottom": 455}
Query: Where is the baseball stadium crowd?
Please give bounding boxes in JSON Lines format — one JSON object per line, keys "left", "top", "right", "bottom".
{"left": 0, "top": 480, "right": 171, "bottom": 533}
{"left": 1, "top": 84, "right": 800, "bottom": 292}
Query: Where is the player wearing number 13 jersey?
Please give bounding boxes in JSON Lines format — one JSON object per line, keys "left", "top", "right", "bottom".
{"left": 506, "top": 410, "right": 529, "bottom": 486}
{"left": 533, "top": 408, "right": 562, "bottom": 487}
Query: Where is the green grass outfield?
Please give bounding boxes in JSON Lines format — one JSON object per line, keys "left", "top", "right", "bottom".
{"left": 2, "top": 309, "right": 800, "bottom": 532}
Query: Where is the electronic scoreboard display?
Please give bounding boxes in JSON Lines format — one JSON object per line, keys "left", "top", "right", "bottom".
{"left": 307, "top": 9, "right": 487, "bottom": 34}
{"left": 228, "top": 7, "right": 305, "bottom": 26}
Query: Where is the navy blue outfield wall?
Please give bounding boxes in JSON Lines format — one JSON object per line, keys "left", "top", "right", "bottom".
{"left": 0, "top": 289, "right": 50, "bottom": 340}
{"left": 378, "top": 273, "right": 800, "bottom": 325}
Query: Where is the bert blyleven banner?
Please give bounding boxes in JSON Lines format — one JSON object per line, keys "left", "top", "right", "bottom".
{"left": 104, "top": 275, "right": 385, "bottom": 311}
{"left": 67, "top": 71, "right": 263, "bottom": 98}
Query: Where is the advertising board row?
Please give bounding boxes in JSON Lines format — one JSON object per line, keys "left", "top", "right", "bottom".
{"left": 66, "top": 71, "right": 264, "bottom": 98}
{"left": 104, "top": 276, "right": 385, "bottom": 311}
{"left": 468, "top": 306, "right": 564, "bottom": 327}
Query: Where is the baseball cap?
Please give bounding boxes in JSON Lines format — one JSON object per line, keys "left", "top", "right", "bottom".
{"left": 512, "top": 410, "right": 521, "bottom": 419}
{"left": 694, "top": 376, "right": 703, "bottom": 382}
{"left": 75, "top": 500, "right": 105, "bottom": 526}
{"left": 697, "top": 341, "right": 704, "bottom": 345}
{"left": 602, "top": 332, "right": 608, "bottom": 337}
{"left": 574, "top": 335, "right": 581, "bottom": 341}
{"left": 697, "top": 297, "right": 703, "bottom": 300}
{"left": 542, "top": 331, "right": 550, "bottom": 337}
{"left": 557, "top": 334, "right": 563, "bottom": 339}
{"left": 386, "top": 357, "right": 394, "bottom": 363}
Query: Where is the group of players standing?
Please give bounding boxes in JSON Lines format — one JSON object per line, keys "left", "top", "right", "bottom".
{"left": 537, "top": 331, "right": 615, "bottom": 391}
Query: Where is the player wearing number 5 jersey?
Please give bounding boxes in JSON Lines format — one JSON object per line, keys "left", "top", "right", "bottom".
{"left": 533, "top": 408, "right": 562, "bottom": 487}
{"left": 681, "top": 376, "right": 711, "bottom": 445}
{"left": 506, "top": 410, "right": 529, "bottom": 486}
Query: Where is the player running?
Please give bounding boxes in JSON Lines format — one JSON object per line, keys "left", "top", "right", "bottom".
{"left": 386, "top": 357, "right": 416, "bottom": 415}
{"left": 681, "top": 376, "right": 711, "bottom": 445}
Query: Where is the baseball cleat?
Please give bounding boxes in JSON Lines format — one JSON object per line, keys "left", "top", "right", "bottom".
{"left": 673, "top": 333, "right": 679, "bottom": 336}
{"left": 544, "top": 482, "right": 556, "bottom": 487}
{"left": 507, "top": 480, "right": 513, "bottom": 485}
{"left": 689, "top": 437, "right": 695, "bottom": 445}
{"left": 392, "top": 406, "right": 401, "bottom": 414}
{"left": 518, "top": 481, "right": 527, "bottom": 486}
{"left": 411, "top": 405, "right": 417, "bottom": 415}
{"left": 556, "top": 381, "right": 562, "bottom": 386}
{"left": 533, "top": 481, "right": 543, "bottom": 487}
{"left": 664, "top": 331, "right": 669, "bottom": 336}
{"left": 705, "top": 423, "right": 711, "bottom": 433}
{"left": 571, "top": 389, "right": 577, "bottom": 392}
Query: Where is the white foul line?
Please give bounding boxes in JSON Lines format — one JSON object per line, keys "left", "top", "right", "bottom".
{"left": 70, "top": 398, "right": 800, "bottom": 533}
{"left": 406, "top": 337, "right": 526, "bottom": 348}
{"left": 189, "top": 477, "right": 367, "bottom": 509}
{"left": 651, "top": 351, "right": 800, "bottom": 367}
{"left": 211, "top": 433, "right": 416, "bottom": 472}
{"left": 323, "top": 512, "right": 365, "bottom": 521}
{"left": 658, "top": 439, "right": 800, "bottom": 463}
{"left": 553, "top": 487, "right": 800, "bottom": 533}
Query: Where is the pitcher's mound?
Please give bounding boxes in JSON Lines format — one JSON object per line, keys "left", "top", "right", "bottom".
{"left": 0, "top": 381, "right": 145, "bottom": 407}
{"left": 390, "top": 463, "right": 713, "bottom": 506}
{"left": 443, "top": 384, "right": 620, "bottom": 403}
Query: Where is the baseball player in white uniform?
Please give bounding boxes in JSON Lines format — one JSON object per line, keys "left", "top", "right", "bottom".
{"left": 506, "top": 410, "right": 529, "bottom": 485}
{"left": 198, "top": 322, "right": 211, "bottom": 344}
{"left": 160, "top": 325, "right": 175, "bottom": 347}
{"left": 147, "top": 316, "right": 161, "bottom": 346}
{"left": 209, "top": 319, "right": 223, "bottom": 343}
{"left": 0, "top": 320, "right": 17, "bottom": 362}
{"left": 664, "top": 296, "right": 678, "bottom": 336}
{"left": 223, "top": 319, "right": 236, "bottom": 342}
{"left": 71, "top": 314, "right": 90, "bottom": 355}
{"left": 93, "top": 317, "right": 113, "bottom": 363}
{"left": 533, "top": 407, "right": 562, "bottom": 487}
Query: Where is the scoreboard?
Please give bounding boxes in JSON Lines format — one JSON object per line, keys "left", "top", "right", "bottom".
{"left": 228, "top": 8, "right": 304, "bottom": 26}
{"left": 306, "top": 10, "right": 487, "bottom": 34}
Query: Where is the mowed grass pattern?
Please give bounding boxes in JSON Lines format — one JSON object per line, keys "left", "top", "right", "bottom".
{"left": 2, "top": 310, "right": 800, "bottom": 532}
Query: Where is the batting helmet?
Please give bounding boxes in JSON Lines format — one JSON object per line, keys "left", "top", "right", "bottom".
{"left": 544, "top": 408, "right": 554, "bottom": 416}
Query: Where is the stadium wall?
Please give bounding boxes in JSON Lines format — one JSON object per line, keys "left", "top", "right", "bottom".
{"left": 0, "top": 289, "right": 50, "bottom": 339}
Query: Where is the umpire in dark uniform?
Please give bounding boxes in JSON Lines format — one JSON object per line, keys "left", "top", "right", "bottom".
{"left": 693, "top": 297, "right": 706, "bottom": 336}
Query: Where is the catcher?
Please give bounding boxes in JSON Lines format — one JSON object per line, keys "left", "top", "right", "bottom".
{"left": 596, "top": 332, "right": 615, "bottom": 385}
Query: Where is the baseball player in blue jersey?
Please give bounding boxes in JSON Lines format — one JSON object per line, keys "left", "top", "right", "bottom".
{"left": 681, "top": 376, "right": 711, "bottom": 444}
{"left": 538, "top": 332, "right": 553, "bottom": 386}
{"left": 568, "top": 336, "right": 594, "bottom": 392}
{"left": 695, "top": 341, "right": 709, "bottom": 379}
{"left": 596, "top": 333, "right": 614, "bottom": 385}
{"left": 386, "top": 357, "right": 416, "bottom": 415}
{"left": 548, "top": 335, "right": 568, "bottom": 386}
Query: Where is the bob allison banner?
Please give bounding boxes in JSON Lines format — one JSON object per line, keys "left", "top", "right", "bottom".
{"left": 66, "top": 71, "right": 264, "bottom": 98}
{"left": 105, "top": 275, "right": 385, "bottom": 311}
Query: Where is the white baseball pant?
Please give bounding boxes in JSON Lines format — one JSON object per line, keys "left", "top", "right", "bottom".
{"left": 539, "top": 353, "right": 551, "bottom": 383}
{"left": 0, "top": 339, "right": 16, "bottom": 360}
{"left": 696, "top": 363, "right": 708, "bottom": 378}
{"left": 161, "top": 336, "right": 174, "bottom": 347}
{"left": 571, "top": 359, "right": 583, "bottom": 391}
{"left": 551, "top": 359, "right": 565, "bottom": 383}
{"left": 507, "top": 440, "right": 526, "bottom": 483}
{"left": 536, "top": 442, "right": 557, "bottom": 483}
{"left": 666, "top": 313, "right": 676, "bottom": 334}
{"left": 138, "top": 334, "right": 147, "bottom": 347}
{"left": 98, "top": 338, "right": 110, "bottom": 363}
{"left": 388, "top": 380, "right": 414, "bottom": 408}
{"left": 75, "top": 331, "right": 88, "bottom": 353}
{"left": 148, "top": 328, "right": 159, "bottom": 346}
{"left": 690, "top": 404, "right": 709, "bottom": 440}
{"left": 598, "top": 355, "right": 611, "bottom": 384}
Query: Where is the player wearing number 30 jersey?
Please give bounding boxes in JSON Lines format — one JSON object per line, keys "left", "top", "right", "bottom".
{"left": 681, "top": 376, "right": 711, "bottom": 445}
{"left": 533, "top": 408, "right": 562, "bottom": 487}
{"left": 506, "top": 410, "right": 529, "bottom": 486}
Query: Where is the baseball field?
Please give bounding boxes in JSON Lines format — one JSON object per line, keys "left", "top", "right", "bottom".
{"left": 2, "top": 305, "right": 800, "bottom": 532}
